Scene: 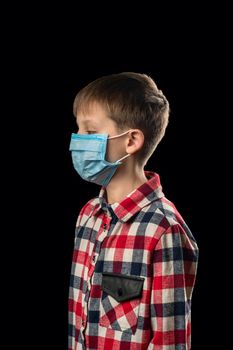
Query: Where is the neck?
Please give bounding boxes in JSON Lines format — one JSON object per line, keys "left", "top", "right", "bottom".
{"left": 105, "top": 161, "right": 148, "bottom": 204}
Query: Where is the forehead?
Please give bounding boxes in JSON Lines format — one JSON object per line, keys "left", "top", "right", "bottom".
{"left": 76, "top": 103, "right": 109, "bottom": 126}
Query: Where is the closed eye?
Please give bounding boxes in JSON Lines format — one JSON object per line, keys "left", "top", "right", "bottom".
{"left": 76, "top": 129, "right": 97, "bottom": 135}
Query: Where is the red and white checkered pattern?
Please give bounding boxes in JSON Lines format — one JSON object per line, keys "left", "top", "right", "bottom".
{"left": 69, "top": 171, "right": 198, "bottom": 349}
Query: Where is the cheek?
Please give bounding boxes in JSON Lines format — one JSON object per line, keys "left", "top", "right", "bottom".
{"left": 105, "top": 140, "right": 125, "bottom": 162}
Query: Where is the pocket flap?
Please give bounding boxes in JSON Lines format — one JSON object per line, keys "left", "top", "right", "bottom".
{"left": 102, "top": 272, "right": 144, "bottom": 302}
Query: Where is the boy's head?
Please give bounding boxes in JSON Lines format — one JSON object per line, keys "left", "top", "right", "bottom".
{"left": 73, "top": 72, "right": 170, "bottom": 166}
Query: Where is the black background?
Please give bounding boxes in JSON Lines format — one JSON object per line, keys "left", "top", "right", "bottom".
{"left": 5, "top": 4, "right": 230, "bottom": 349}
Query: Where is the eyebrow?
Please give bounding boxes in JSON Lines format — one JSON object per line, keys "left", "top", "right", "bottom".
{"left": 76, "top": 119, "right": 98, "bottom": 128}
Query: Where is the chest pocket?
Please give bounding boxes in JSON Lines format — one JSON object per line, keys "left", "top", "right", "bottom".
{"left": 99, "top": 272, "right": 144, "bottom": 334}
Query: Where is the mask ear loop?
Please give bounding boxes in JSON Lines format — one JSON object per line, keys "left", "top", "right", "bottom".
{"left": 108, "top": 129, "right": 132, "bottom": 162}
{"left": 117, "top": 153, "right": 131, "bottom": 162}
{"left": 108, "top": 129, "right": 132, "bottom": 139}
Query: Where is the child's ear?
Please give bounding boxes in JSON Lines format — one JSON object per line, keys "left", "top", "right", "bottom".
{"left": 126, "top": 129, "right": 144, "bottom": 155}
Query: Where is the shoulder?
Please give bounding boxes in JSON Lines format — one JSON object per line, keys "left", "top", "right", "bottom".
{"left": 157, "top": 196, "right": 186, "bottom": 227}
{"left": 142, "top": 196, "right": 197, "bottom": 245}
{"left": 140, "top": 195, "right": 183, "bottom": 227}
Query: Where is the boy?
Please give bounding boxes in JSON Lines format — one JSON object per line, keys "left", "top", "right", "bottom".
{"left": 68, "top": 72, "right": 198, "bottom": 350}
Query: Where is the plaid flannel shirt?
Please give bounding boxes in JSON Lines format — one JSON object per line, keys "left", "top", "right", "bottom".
{"left": 68, "top": 171, "right": 198, "bottom": 350}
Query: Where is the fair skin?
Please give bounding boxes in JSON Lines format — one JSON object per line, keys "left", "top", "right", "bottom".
{"left": 76, "top": 102, "right": 148, "bottom": 204}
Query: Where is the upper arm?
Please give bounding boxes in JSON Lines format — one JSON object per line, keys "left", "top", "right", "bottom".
{"left": 150, "top": 223, "right": 198, "bottom": 348}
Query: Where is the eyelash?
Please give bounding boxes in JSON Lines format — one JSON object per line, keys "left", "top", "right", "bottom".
{"left": 76, "top": 127, "right": 96, "bottom": 134}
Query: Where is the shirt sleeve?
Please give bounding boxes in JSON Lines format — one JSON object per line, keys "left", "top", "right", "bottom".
{"left": 148, "top": 223, "right": 198, "bottom": 350}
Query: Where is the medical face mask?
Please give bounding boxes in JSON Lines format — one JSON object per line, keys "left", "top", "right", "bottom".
{"left": 69, "top": 130, "right": 131, "bottom": 187}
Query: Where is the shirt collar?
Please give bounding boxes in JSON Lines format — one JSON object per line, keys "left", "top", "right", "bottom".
{"left": 95, "top": 171, "right": 164, "bottom": 222}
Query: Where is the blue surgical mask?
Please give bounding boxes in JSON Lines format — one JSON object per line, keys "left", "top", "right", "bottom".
{"left": 69, "top": 130, "right": 131, "bottom": 187}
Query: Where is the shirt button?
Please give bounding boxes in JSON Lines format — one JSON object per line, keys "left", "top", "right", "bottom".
{"left": 92, "top": 255, "right": 96, "bottom": 262}
{"left": 103, "top": 224, "right": 107, "bottom": 230}
{"left": 118, "top": 288, "right": 123, "bottom": 296}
